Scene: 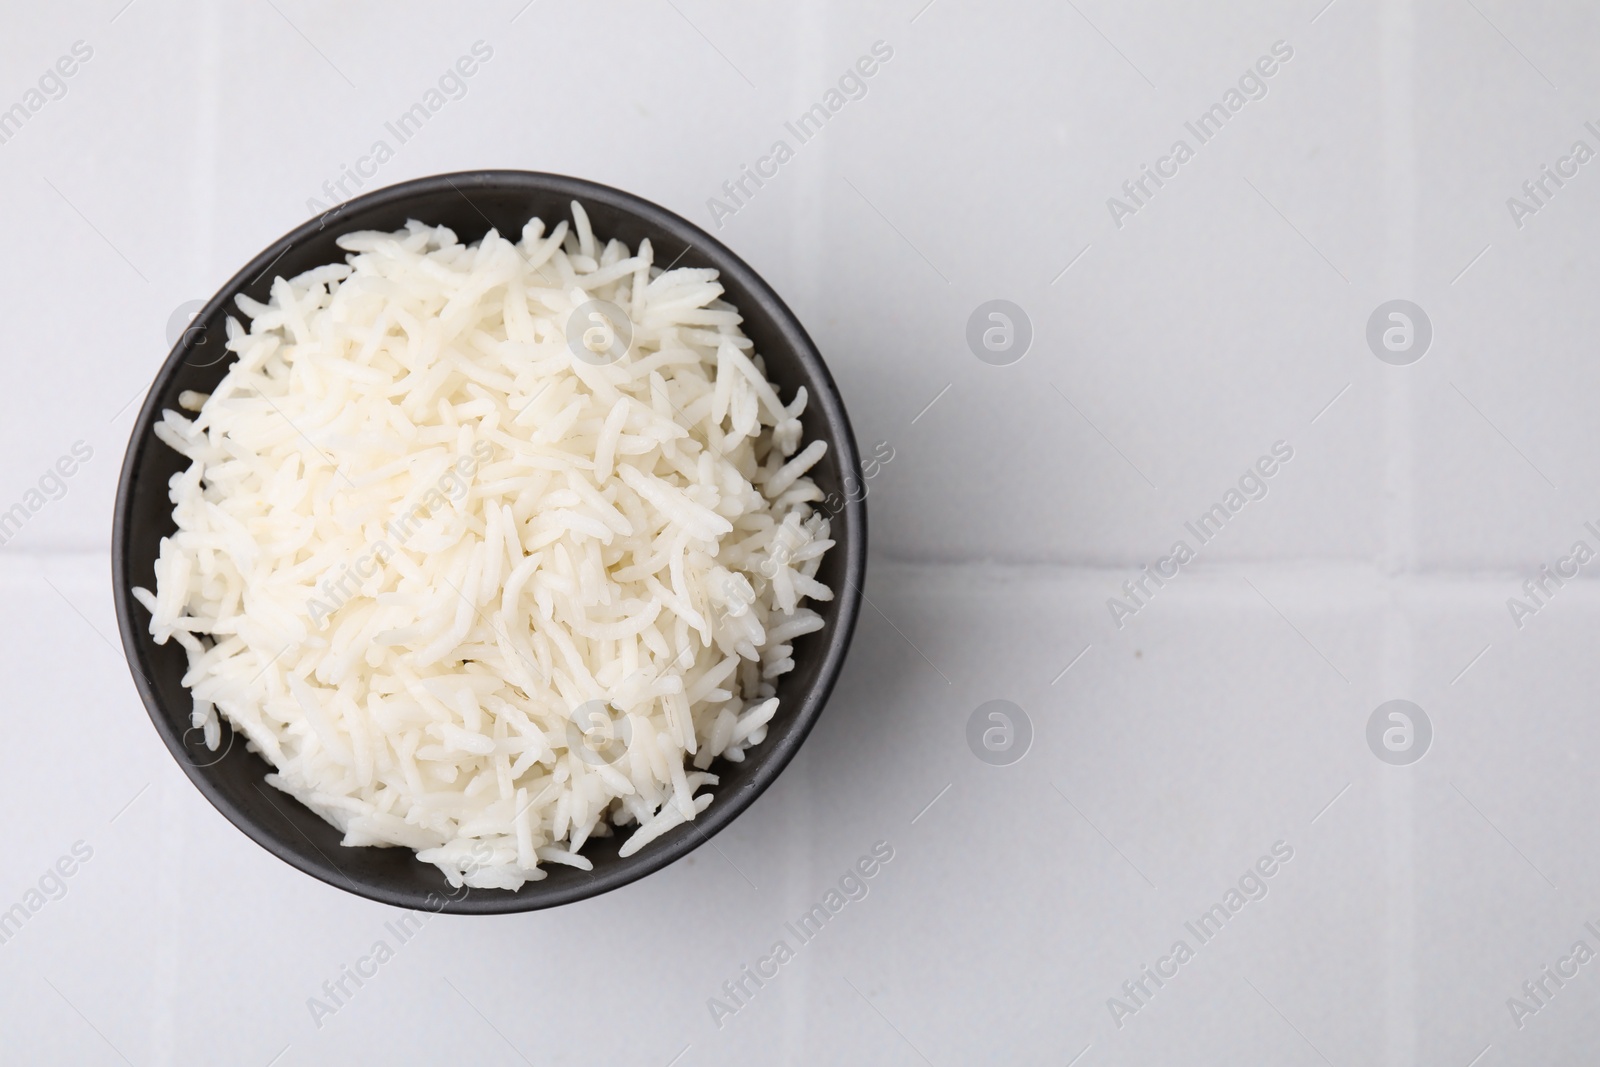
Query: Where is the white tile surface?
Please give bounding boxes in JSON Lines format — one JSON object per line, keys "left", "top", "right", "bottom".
{"left": 4, "top": 0, "right": 1600, "bottom": 1063}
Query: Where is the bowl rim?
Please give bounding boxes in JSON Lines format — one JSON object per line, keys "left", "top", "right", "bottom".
{"left": 111, "top": 169, "right": 866, "bottom": 913}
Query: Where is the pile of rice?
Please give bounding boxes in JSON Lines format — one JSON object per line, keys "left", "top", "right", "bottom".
{"left": 136, "top": 204, "right": 835, "bottom": 889}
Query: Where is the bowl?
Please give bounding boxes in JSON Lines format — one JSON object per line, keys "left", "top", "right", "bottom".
{"left": 112, "top": 170, "right": 866, "bottom": 913}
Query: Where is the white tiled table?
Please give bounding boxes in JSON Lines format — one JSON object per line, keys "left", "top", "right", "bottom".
{"left": 3, "top": 1, "right": 1598, "bottom": 1063}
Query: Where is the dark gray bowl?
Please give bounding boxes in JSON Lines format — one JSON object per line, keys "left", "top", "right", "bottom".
{"left": 112, "top": 170, "right": 865, "bottom": 913}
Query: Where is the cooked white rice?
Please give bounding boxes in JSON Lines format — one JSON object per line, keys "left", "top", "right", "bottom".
{"left": 135, "top": 204, "right": 834, "bottom": 889}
